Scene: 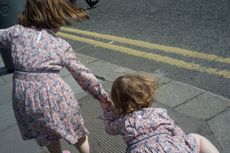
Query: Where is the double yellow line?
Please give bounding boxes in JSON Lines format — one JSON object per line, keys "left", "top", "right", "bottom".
{"left": 58, "top": 27, "right": 230, "bottom": 79}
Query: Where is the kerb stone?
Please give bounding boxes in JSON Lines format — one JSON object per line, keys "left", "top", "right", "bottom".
{"left": 155, "top": 81, "right": 203, "bottom": 107}
{"left": 175, "top": 92, "right": 230, "bottom": 120}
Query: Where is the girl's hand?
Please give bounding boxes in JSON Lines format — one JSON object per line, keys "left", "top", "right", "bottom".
{"left": 100, "top": 99, "right": 112, "bottom": 111}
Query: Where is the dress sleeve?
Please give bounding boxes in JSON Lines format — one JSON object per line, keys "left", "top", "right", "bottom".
{"left": 62, "top": 45, "right": 109, "bottom": 103}
{"left": 103, "top": 108, "right": 122, "bottom": 135}
{"left": 0, "top": 26, "right": 14, "bottom": 48}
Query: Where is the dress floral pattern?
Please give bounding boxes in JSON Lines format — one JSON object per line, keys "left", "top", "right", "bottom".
{"left": 103, "top": 107, "right": 199, "bottom": 153}
{"left": 0, "top": 25, "right": 108, "bottom": 146}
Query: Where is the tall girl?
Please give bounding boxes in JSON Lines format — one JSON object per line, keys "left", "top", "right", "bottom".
{"left": 0, "top": 0, "right": 109, "bottom": 152}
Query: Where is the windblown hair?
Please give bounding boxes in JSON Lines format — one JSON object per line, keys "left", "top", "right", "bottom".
{"left": 18, "top": 0, "right": 89, "bottom": 29}
{"left": 111, "top": 73, "right": 158, "bottom": 116}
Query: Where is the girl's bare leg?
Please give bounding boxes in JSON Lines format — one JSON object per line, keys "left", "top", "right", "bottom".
{"left": 74, "top": 136, "right": 90, "bottom": 153}
{"left": 190, "top": 133, "right": 219, "bottom": 153}
{"left": 47, "top": 140, "right": 62, "bottom": 153}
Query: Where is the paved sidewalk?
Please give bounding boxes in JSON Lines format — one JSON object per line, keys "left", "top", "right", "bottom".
{"left": 0, "top": 53, "right": 229, "bottom": 153}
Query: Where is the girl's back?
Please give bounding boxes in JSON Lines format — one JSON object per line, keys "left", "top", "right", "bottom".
{"left": 1, "top": 23, "right": 109, "bottom": 148}
{"left": 5, "top": 25, "right": 68, "bottom": 72}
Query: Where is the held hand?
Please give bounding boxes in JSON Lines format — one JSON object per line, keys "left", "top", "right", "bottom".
{"left": 100, "top": 99, "right": 112, "bottom": 111}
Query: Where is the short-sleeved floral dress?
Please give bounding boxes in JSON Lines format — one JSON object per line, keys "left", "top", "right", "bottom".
{"left": 103, "top": 107, "right": 200, "bottom": 153}
{"left": 0, "top": 25, "right": 108, "bottom": 146}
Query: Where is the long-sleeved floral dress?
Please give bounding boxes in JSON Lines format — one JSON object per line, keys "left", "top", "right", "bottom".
{"left": 103, "top": 107, "right": 200, "bottom": 153}
{"left": 0, "top": 25, "right": 108, "bottom": 146}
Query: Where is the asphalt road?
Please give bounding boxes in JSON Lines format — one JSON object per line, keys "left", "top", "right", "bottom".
{"left": 65, "top": 0, "right": 230, "bottom": 98}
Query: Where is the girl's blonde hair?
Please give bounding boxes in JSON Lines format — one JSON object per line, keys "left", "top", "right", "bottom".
{"left": 111, "top": 73, "right": 158, "bottom": 116}
{"left": 18, "top": 0, "right": 89, "bottom": 29}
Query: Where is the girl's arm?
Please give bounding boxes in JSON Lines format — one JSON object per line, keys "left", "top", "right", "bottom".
{"left": 0, "top": 26, "right": 14, "bottom": 48}
{"left": 103, "top": 108, "right": 123, "bottom": 135}
{"left": 62, "top": 46, "right": 109, "bottom": 104}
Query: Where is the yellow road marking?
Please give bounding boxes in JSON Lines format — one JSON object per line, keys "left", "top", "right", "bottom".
{"left": 61, "top": 27, "right": 230, "bottom": 64}
{"left": 57, "top": 32, "right": 230, "bottom": 79}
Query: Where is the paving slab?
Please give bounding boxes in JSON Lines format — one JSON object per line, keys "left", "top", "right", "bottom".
{"left": 0, "top": 77, "right": 6, "bottom": 85}
{"left": 1, "top": 73, "right": 13, "bottom": 82}
{"left": 175, "top": 92, "right": 230, "bottom": 120}
{"left": 60, "top": 68, "right": 70, "bottom": 78}
{"left": 87, "top": 60, "right": 135, "bottom": 82}
{"left": 78, "top": 53, "right": 97, "bottom": 64}
{"left": 155, "top": 81, "right": 204, "bottom": 108}
{"left": 0, "top": 125, "right": 42, "bottom": 153}
{"left": 208, "top": 108, "right": 230, "bottom": 153}
{"left": 0, "top": 56, "right": 4, "bottom": 67}
{"left": 0, "top": 102, "right": 17, "bottom": 132}
{"left": 0, "top": 81, "right": 12, "bottom": 105}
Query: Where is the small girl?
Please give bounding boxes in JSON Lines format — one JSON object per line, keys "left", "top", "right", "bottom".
{"left": 0, "top": 0, "right": 109, "bottom": 153}
{"left": 101, "top": 74, "right": 219, "bottom": 153}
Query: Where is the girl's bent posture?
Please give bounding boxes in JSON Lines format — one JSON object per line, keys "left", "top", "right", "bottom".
{"left": 102, "top": 74, "right": 219, "bottom": 153}
{"left": 0, "top": 0, "right": 108, "bottom": 153}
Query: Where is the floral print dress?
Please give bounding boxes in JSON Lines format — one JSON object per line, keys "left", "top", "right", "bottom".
{"left": 103, "top": 107, "right": 199, "bottom": 153}
{"left": 0, "top": 25, "right": 108, "bottom": 146}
